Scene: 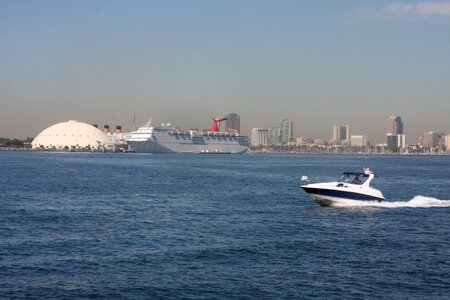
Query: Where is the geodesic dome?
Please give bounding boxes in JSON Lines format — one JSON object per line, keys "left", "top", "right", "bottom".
{"left": 32, "top": 120, "right": 111, "bottom": 150}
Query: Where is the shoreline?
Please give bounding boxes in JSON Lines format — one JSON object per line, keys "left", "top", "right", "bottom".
{"left": 0, "top": 147, "right": 448, "bottom": 156}
{"left": 247, "top": 151, "right": 450, "bottom": 156}
{"left": 0, "top": 147, "right": 131, "bottom": 153}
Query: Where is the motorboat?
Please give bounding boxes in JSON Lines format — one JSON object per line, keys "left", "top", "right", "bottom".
{"left": 301, "top": 168, "right": 385, "bottom": 206}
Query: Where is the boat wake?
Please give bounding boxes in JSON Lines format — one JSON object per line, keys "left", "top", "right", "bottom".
{"left": 332, "top": 195, "right": 450, "bottom": 208}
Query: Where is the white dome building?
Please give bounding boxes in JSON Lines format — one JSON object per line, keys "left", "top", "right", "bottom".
{"left": 32, "top": 120, "right": 112, "bottom": 151}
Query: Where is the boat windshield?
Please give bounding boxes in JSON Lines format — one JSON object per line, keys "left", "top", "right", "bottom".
{"left": 338, "top": 173, "right": 368, "bottom": 185}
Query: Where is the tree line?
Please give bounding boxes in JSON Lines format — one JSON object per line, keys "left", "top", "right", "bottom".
{"left": 0, "top": 137, "right": 33, "bottom": 148}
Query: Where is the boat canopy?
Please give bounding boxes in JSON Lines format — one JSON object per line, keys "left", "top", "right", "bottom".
{"left": 342, "top": 172, "right": 369, "bottom": 176}
{"left": 338, "top": 172, "right": 369, "bottom": 185}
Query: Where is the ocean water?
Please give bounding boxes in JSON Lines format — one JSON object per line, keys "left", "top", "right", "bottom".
{"left": 1, "top": 152, "right": 449, "bottom": 299}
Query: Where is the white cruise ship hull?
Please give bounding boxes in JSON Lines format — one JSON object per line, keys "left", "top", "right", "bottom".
{"left": 127, "top": 135, "right": 249, "bottom": 154}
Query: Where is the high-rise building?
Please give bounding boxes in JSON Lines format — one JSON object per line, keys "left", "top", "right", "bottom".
{"left": 421, "top": 131, "right": 443, "bottom": 147}
{"left": 251, "top": 128, "right": 269, "bottom": 147}
{"left": 386, "top": 116, "right": 405, "bottom": 147}
{"left": 280, "top": 119, "right": 293, "bottom": 144}
{"left": 289, "top": 120, "right": 294, "bottom": 142}
{"left": 445, "top": 135, "right": 450, "bottom": 153}
{"left": 386, "top": 115, "right": 403, "bottom": 135}
{"left": 332, "top": 124, "right": 350, "bottom": 144}
{"left": 225, "top": 113, "right": 240, "bottom": 133}
{"left": 280, "top": 119, "right": 287, "bottom": 144}
{"left": 387, "top": 134, "right": 406, "bottom": 151}
{"left": 268, "top": 127, "right": 281, "bottom": 145}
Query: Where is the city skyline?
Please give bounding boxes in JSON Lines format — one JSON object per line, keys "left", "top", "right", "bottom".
{"left": 252, "top": 115, "right": 449, "bottom": 147}
{"left": 1, "top": 1, "right": 449, "bottom": 143}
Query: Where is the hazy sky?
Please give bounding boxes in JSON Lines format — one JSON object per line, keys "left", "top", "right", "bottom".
{"left": 1, "top": 0, "right": 449, "bottom": 143}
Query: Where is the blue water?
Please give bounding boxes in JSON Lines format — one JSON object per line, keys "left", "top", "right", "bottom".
{"left": 1, "top": 152, "right": 449, "bottom": 299}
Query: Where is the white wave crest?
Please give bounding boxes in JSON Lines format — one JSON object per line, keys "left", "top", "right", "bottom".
{"left": 332, "top": 195, "right": 450, "bottom": 208}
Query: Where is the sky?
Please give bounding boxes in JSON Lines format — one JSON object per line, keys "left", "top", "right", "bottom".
{"left": 1, "top": 0, "right": 449, "bottom": 143}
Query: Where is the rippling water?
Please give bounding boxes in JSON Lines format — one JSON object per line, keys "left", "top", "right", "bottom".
{"left": 1, "top": 152, "right": 449, "bottom": 299}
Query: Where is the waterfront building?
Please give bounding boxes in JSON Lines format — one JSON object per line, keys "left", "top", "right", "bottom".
{"left": 350, "top": 135, "right": 368, "bottom": 147}
{"left": 314, "top": 138, "right": 327, "bottom": 146}
{"left": 387, "top": 134, "right": 406, "bottom": 151}
{"left": 386, "top": 116, "right": 405, "bottom": 147}
{"left": 446, "top": 135, "right": 450, "bottom": 153}
{"left": 251, "top": 128, "right": 269, "bottom": 147}
{"left": 332, "top": 125, "right": 339, "bottom": 141}
{"left": 287, "top": 140, "right": 296, "bottom": 147}
{"left": 280, "top": 119, "right": 293, "bottom": 144}
{"left": 289, "top": 120, "right": 294, "bottom": 142}
{"left": 268, "top": 127, "right": 281, "bottom": 145}
{"left": 332, "top": 124, "right": 350, "bottom": 144}
{"left": 421, "top": 131, "right": 444, "bottom": 147}
{"left": 296, "top": 136, "right": 308, "bottom": 146}
{"left": 226, "top": 113, "right": 240, "bottom": 133}
{"left": 305, "top": 137, "right": 315, "bottom": 144}
{"left": 31, "top": 120, "right": 112, "bottom": 150}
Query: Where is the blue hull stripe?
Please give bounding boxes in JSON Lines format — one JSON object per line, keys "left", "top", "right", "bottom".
{"left": 302, "top": 187, "right": 384, "bottom": 201}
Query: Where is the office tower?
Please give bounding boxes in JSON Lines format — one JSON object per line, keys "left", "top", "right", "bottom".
{"left": 225, "top": 113, "right": 240, "bottom": 133}
{"left": 387, "top": 134, "right": 406, "bottom": 151}
{"left": 421, "top": 132, "right": 442, "bottom": 147}
{"left": 439, "top": 134, "right": 446, "bottom": 147}
{"left": 251, "top": 128, "right": 269, "bottom": 147}
{"left": 446, "top": 135, "right": 450, "bottom": 153}
{"left": 332, "top": 125, "right": 338, "bottom": 141}
{"left": 386, "top": 115, "right": 404, "bottom": 135}
{"left": 386, "top": 116, "right": 405, "bottom": 147}
{"left": 341, "top": 125, "right": 349, "bottom": 142}
{"left": 289, "top": 120, "right": 294, "bottom": 142}
{"left": 332, "top": 124, "right": 350, "bottom": 144}
{"left": 268, "top": 127, "right": 281, "bottom": 145}
{"left": 280, "top": 119, "right": 293, "bottom": 144}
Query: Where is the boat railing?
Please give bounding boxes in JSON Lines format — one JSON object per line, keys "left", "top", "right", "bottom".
{"left": 202, "top": 131, "right": 238, "bottom": 137}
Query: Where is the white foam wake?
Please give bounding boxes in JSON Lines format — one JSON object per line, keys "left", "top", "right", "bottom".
{"left": 332, "top": 195, "right": 450, "bottom": 208}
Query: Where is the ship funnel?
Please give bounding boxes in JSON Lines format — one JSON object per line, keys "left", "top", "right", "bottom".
{"left": 210, "top": 117, "right": 227, "bottom": 132}
{"left": 115, "top": 125, "right": 122, "bottom": 134}
{"left": 103, "top": 125, "right": 110, "bottom": 135}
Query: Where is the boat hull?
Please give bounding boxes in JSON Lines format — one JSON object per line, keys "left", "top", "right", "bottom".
{"left": 127, "top": 136, "right": 249, "bottom": 154}
{"left": 302, "top": 186, "right": 384, "bottom": 206}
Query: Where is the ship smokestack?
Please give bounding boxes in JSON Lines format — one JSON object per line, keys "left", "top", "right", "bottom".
{"left": 115, "top": 125, "right": 122, "bottom": 134}
{"left": 103, "top": 125, "right": 109, "bottom": 135}
{"left": 93, "top": 124, "right": 98, "bottom": 128}
{"left": 210, "top": 117, "right": 227, "bottom": 132}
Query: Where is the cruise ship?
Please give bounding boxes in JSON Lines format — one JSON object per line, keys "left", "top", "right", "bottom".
{"left": 126, "top": 117, "right": 249, "bottom": 154}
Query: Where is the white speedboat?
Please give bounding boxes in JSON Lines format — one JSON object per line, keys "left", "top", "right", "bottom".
{"left": 301, "top": 168, "right": 385, "bottom": 206}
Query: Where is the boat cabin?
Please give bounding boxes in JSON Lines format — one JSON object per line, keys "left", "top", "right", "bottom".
{"left": 338, "top": 172, "right": 369, "bottom": 185}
